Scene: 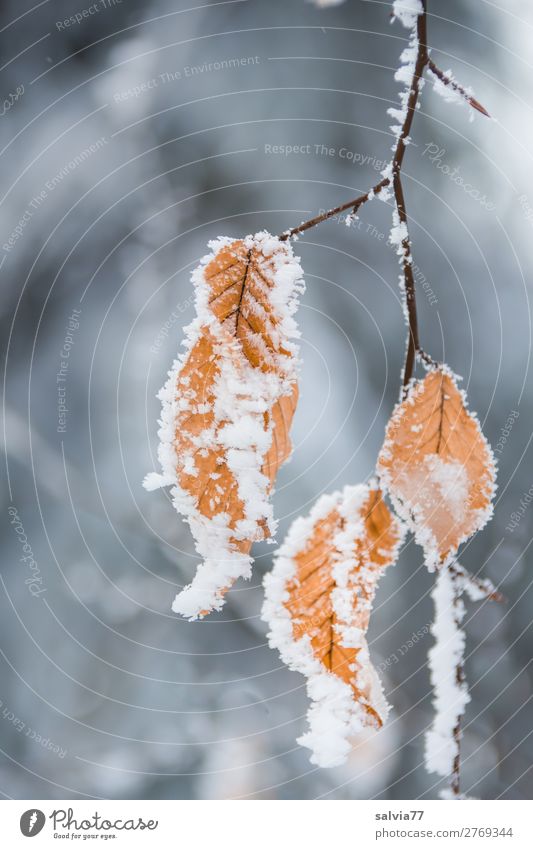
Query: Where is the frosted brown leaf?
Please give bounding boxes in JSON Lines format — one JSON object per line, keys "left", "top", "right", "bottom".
{"left": 377, "top": 366, "right": 496, "bottom": 568}
{"left": 262, "top": 483, "right": 403, "bottom": 767}
{"left": 144, "top": 232, "right": 304, "bottom": 619}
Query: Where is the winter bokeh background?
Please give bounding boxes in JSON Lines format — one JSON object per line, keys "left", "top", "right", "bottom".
{"left": 1, "top": 0, "right": 532, "bottom": 799}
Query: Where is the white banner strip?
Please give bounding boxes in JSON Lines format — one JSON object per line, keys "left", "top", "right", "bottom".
{"left": 1, "top": 799, "right": 531, "bottom": 847}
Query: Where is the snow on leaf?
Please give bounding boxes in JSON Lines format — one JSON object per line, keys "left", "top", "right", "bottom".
{"left": 262, "top": 483, "right": 403, "bottom": 767}
{"left": 377, "top": 366, "right": 496, "bottom": 569}
{"left": 144, "top": 232, "right": 304, "bottom": 620}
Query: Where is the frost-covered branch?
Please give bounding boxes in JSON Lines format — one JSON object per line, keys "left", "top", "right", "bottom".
{"left": 425, "top": 560, "right": 503, "bottom": 797}
{"left": 282, "top": 0, "right": 489, "bottom": 390}
{"left": 425, "top": 565, "right": 469, "bottom": 797}
{"left": 279, "top": 178, "right": 390, "bottom": 242}
{"left": 283, "top": 2, "right": 495, "bottom": 795}
{"left": 427, "top": 59, "right": 490, "bottom": 118}
{"left": 450, "top": 562, "right": 504, "bottom": 604}
{"left": 387, "top": 1, "right": 429, "bottom": 387}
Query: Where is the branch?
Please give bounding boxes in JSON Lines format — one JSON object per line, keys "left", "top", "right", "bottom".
{"left": 450, "top": 570, "right": 468, "bottom": 797}
{"left": 278, "top": 1, "right": 489, "bottom": 390}
{"left": 427, "top": 58, "right": 490, "bottom": 118}
{"left": 278, "top": 178, "right": 389, "bottom": 241}
{"left": 279, "top": 3, "right": 432, "bottom": 386}
{"left": 452, "top": 559, "right": 502, "bottom": 795}
{"left": 279, "top": 6, "right": 430, "bottom": 246}
{"left": 425, "top": 564, "right": 470, "bottom": 798}
{"left": 450, "top": 562, "right": 505, "bottom": 604}
{"left": 390, "top": 3, "right": 429, "bottom": 387}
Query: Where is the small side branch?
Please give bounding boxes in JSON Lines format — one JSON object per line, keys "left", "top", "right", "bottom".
{"left": 279, "top": 178, "right": 389, "bottom": 241}
{"left": 450, "top": 562, "right": 505, "bottom": 604}
{"left": 427, "top": 59, "right": 490, "bottom": 118}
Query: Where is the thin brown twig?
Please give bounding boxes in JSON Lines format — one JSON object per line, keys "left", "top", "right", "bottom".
{"left": 451, "top": 663, "right": 465, "bottom": 796}
{"left": 450, "top": 562, "right": 505, "bottom": 604}
{"left": 279, "top": 3, "right": 432, "bottom": 388}
{"left": 447, "top": 559, "right": 504, "bottom": 797}
{"left": 447, "top": 565, "right": 466, "bottom": 798}
{"left": 278, "top": 178, "right": 389, "bottom": 241}
{"left": 427, "top": 58, "right": 490, "bottom": 118}
{"left": 417, "top": 347, "right": 438, "bottom": 368}
{"left": 278, "top": 2, "right": 490, "bottom": 393}
{"left": 392, "top": 3, "right": 429, "bottom": 388}
{"left": 278, "top": 13, "right": 430, "bottom": 243}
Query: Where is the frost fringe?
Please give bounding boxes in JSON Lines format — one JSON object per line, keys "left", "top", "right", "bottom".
{"left": 262, "top": 483, "right": 402, "bottom": 767}
{"left": 144, "top": 232, "right": 304, "bottom": 619}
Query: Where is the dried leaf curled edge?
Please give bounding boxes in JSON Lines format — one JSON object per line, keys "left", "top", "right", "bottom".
{"left": 144, "top": 232, "right": 304, "bottom": 619}
{"left": 377, "top": 366, "right": 496, "bottom": 568}
{"left": 262, "top": 483, "right": 403, "bottom": 767}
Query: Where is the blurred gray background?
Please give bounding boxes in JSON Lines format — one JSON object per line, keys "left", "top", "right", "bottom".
{"left": 1, "top": 0, "right": 532, "bottom": 800}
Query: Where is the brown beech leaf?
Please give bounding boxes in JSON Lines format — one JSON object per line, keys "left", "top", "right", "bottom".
{"left": 377, "top": 366, "right": 496, "bottom": 568}
{"left": 203, "top": 239, "right": 295, "bottom": 370}
{"left": 144, "top": 233, "right": 304, "bottom": 619}
{"left": 262, "top": 483, "right": 403, "bottom": 767}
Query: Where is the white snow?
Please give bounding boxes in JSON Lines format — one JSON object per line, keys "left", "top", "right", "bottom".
{"left": 262, "top": 483, "right": 403, "bottom": 767}
{"left": 383, "top": 4, "right": 424, "bottom": 303}
{"left": 452, "top": 562, "right": 499, "bottom": 603}
{"left": 425, "top": 566, "right": 470, "bottom": 778}
{"left": 378, "top": 7, "right": 421, "bottom": 195}
{"left": 424, "top": 455, "right": 470, "bottom": 523}
{"left": 144, "top": 232, "right": 305, "bottom": 619}
{"left": 389, "top": 208, "right": 408, "bottom": 256}
{"left": 392, "top": 0, "right": 423, "bottom": 29}
{"left": 386, "top": 31, "right": 420, "bottom": 142}
{"left": 427, "top": 66, "right": 477, "bottom": 121}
